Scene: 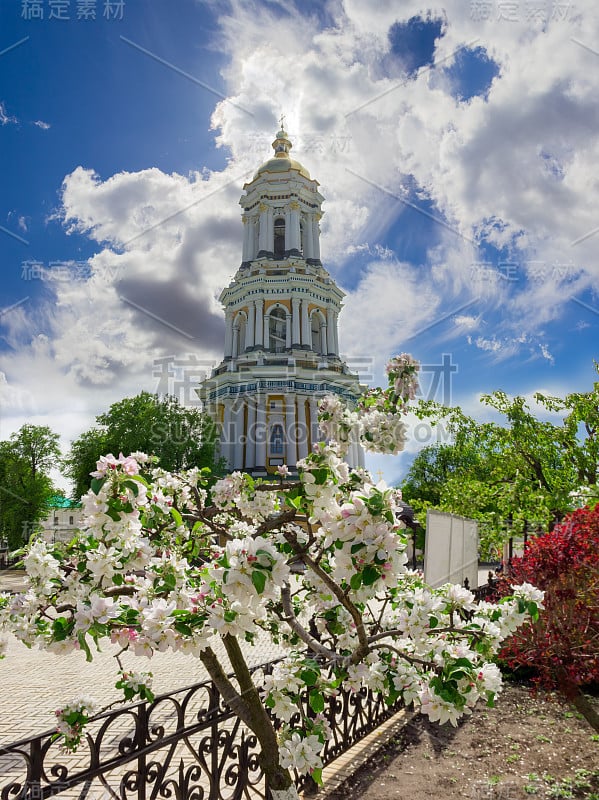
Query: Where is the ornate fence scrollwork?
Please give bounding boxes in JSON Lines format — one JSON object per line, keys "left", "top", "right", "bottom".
{"left": 0, "top": 659, "right": 403, "bottom": 800}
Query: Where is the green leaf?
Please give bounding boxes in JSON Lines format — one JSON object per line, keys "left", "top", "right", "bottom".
{"left": 169, "top": 507, "right": 183, "bottom": 527}
{"left": 300, "top": 668, "right": 319, "bottom": 686}
{"left": 122, "top": 479, "right": 139, "bottom": 497}
{"left": 52, "top": 617, "right": 73, "bottom": 642}
{"left": 90, "top": 477, "right": 106, "bottom": 495}
{"left": 362, "top": 565, "right": 380, "bottom": 586}
{"left": 350, "top": 572, "right": 362, "bottom": 591}
{"left": 77, "top": 631, "right": 93, "bottom": 663}
{"left": 252, "top": 570, "right": 267, "bottom": 594}
{"left": 311, "top": 468, "right": 329, "bottom": 485}
{"left": 527, "top": 601, "right": 539, "bottom": 621}
{"left": 311, "top": 768, "right": 323, "bottom": 786}
{"left": 309, "top": 689, "right": 325, "bottom": 714}
{"left": 174, "top": 620, "right": 192, "bottom": 636}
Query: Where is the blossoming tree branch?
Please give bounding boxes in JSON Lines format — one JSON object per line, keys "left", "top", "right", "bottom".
{"left": 0, "top": 355, "right": 543, "bottom": 800}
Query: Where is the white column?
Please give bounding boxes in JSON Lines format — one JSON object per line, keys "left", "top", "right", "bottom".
{"left": 232, "top": 324, "right": 239, "bottom": 358}
{"left": 326, "top": 307, "right": 336, "bottom": 354}
{"left": 348, "top": 437, "right": 358, "bottom": 469}
{"left": 233, "top": 401, "right": 245, "bottom": 471}
{"left": 242, "top": 216, "right": 251, "bottom": 262}
{"left": 312, "top": 214, "right": 321, "bottom": 261}
{"left": 297, "top": 398, "right": 308, "bottom": 460}
{"left": 309, "top": 397, "right": 319, "bottom": 451}
{"left": 255, "top": 299, "right": 264, "bottom": 348}
{"left": 320, "top": 322, "right": 328, "bottom": 356}
{"left": 256, "top": 395, "right": 267, "bottom": 469}
{"left": 263, "top": 310, "right": 270, "bottom": 351}
{"left": 301, "top": 299, "right": 310, "bottom": 347}
{"left": 224, "top": 310, "right": 234, "bottom": 358}
{"left": 289, "top": 204, "right": 301, "bottom": 251}
{"left": 252, "top": 219, "right": 259, "bottom": 259}
{"left": 222, "top": 399, "right": 233, "bottom": 469}
{"left": 267, "top": 208, "right": 274, "bottom": 252}
{"left": 285, "top": 208, "right": 293, "bottom": 252}
{"left": 291, "top": 298, "right": 301, "bottom": 347}
{"left": 303, "top": 213, "right": 314, "bottom": 259}
{"left": 357, "top": 439, "right": 365, "bottom": 468}
{"left": 332, "top": 311, "right": 339, "bottom": 355}
{"left": 247, "top": 302, "right": 255, "bottom": 349}
{"left": 285, "top": 312, "right": 292, "bottom": 348}
{"left": 245, "top": 400, "right": 256, "bottom": 469}
{"left": 258, "top": 204, "right": 269, "bottom": 253}
{"left": 285, "top": 395, "right": 298, "bottom": 467}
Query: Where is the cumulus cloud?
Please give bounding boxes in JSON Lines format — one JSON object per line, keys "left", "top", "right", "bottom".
{"left": 2, "top": 0, "right": 598, "bottom": 473}
{"left": 207, "top": 0, "right": 599, "bottom": 357}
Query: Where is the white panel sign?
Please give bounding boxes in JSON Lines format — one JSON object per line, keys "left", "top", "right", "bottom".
{"left": 424, "top": 510, "right": 479, "bottom": 589}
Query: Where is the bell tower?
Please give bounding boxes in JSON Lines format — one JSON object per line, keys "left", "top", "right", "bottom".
{"left": 198, "top": 125, "right": 364, "bottom": 475}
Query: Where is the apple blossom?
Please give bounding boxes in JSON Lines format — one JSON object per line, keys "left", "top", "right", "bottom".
{"left": 0, "top": 354, "right": 545, "bottom": 799}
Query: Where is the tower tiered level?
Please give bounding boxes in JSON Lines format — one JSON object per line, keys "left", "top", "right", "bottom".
{"left": 198, "top": 126, "right": 364, "bottom": 475}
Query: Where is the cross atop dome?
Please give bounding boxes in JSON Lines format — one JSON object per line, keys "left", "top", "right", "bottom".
{"left": 272, "top": 120, "right": 292, "bottom": 158}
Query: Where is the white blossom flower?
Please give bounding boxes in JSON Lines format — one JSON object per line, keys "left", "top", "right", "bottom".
{"left": 278, "top": 732, "right": 323, "bottom": 774}
{"left": 511, "top": 582, "right": 545, "bottom": 607}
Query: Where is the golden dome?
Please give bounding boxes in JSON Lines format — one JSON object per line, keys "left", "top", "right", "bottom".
{"left": 253, "top": 126, "right": 311, "bottom": 180}
{"left": 254, "top": 156, "right": 311, "bottom": 180}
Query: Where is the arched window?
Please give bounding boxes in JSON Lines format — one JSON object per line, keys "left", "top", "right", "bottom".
{"left": 274, "top": 217, "right": 285, "bottom": 258}
{"left": 234, "top": 313, "right": 247, "bottom": 356}
{"left": 270, "top": 424, "right": 284, "bottom": 455}
{"left": 311, "top": 312, "right": 323, "bottom": 354}
{"left": 269, "top": 307, "right": 287, "bottom": 353}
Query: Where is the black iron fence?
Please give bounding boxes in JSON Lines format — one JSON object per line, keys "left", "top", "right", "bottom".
{"left": 0, "top": 659, "right": 403, "bottom": 800}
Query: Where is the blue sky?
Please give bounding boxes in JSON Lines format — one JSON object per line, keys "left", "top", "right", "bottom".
{"left": 1, "top": 0, "right": 598, "bottom": 490}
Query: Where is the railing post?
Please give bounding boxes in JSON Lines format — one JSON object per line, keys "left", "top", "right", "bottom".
{"left": 29, "top": 737, "right": 43, "bottom": 800}
{"left": 137, "top": 701, "right": 147, "bottom": 800}
{"left": 211, "top": 682, "right": 219, "bottom": 800}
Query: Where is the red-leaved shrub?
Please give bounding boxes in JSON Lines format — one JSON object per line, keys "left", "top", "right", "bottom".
{"left": 499, "top": 505, "right": 599, "bottom": 730}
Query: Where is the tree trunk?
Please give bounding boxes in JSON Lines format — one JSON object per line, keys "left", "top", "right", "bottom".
{"left": 202, "top": 638, "right": 299, "bottom": 797}
{"left": 571, "top": 689, "right": 599, "bottom": 733}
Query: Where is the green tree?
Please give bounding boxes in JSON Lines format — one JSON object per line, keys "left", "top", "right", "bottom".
{"left": 0, "top": 425, "right": 61, "bottom": 549}
{"left": 65, "top": 393, "right": 222, "bottom": 499}
{"left": 402, "top": 364, "right": 599, "bottom": 558}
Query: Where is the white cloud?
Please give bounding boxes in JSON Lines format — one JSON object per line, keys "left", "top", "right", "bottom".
{"left": 454, "top": 314, "right": 480, "bottom": 331}
{"left": 339, "top": 258, "right": 441, "bottom": 375}
{"left": 33, "top": 120, "right": 51, "bottom": 130}
{"left": 3, "top": 0, "right": 599, "bottom": 488}
{"left": 539, "top": 343, "right": 555, "bottom": 364}
{"left": 472, "top": 335, "right": 503, "bottom": 353}
{"left": 0, "top": 102, "right": 17, "bottom": 125}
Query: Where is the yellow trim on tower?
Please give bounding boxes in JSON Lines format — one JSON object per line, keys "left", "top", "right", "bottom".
{"left": 264, "top": 299, "right": 291, "bottom": 313}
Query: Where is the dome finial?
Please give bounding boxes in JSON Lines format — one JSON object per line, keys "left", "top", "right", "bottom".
{"left": 272, "top": 116, "right": 292, "bottom": 159}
